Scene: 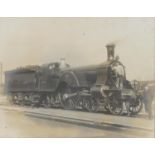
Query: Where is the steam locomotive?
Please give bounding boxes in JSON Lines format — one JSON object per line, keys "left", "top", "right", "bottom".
{"left": 5, "top": 44, "right": 142, "bottom": 115}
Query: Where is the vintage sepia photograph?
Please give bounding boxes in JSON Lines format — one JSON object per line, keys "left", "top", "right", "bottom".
{"left": 0, "top": 17, "right": 154, "bottom": 138}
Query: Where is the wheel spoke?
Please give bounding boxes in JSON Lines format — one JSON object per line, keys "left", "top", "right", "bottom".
{"left": 83, "top": 97, "right": 98, "bottom": 112}
{"left": 108, "top": 97, "right": 123, "bottom": 115}
{"left": 129, "top": 99, "right": 143, "bottom": 115}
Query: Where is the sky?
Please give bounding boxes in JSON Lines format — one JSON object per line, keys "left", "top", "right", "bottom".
{"left": 0, "top": 17, "right": 154, "bottom": 81}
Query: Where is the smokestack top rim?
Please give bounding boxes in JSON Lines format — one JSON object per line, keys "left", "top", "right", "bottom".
{"left": 106, "top": 43, "right": 115, "bottom": 48}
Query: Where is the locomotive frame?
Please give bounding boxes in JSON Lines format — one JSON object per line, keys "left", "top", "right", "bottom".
{"left": 5, "top": 44, "right": 143, "bottom": 116}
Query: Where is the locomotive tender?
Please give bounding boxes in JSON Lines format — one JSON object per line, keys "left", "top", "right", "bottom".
{"left": 5, "top": 44, "right": 142, "bottom": 115}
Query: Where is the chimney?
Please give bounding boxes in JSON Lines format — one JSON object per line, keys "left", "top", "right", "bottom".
{"left": 106, "top": 43, "right": 115, "bottom": 61}
{"left": 60, "top": 58, "right": 66, "bottom": 68}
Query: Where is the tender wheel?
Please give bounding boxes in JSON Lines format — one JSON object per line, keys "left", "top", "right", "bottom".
{"left": 41, "top": 95, "right": 55, "bottom": 108}
{"left": 8, "top": 95, "right": 14, "bottom": 104}
{"left": 49, "top": 95, "right": 55, "bottom": 107}
{"left": 12, "top": 95, "right": 19, "bottom": 104}
{"left": 108, "top": 97, "right": 123, "bottom": 115}
{"left": 23, "top": 95, "right": 31, "bottom": 105}
{"left": 129, "top": 98, "right": 143, "bottom": 115}
{"left": 83, "top": 97, "right": 98, "bottom": 112}
{"left": 42, "top": 95, "right": 51, "bottom": 108}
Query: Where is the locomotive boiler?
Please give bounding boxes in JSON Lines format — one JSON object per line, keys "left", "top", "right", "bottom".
{"left": 5, "top": 44, "right": 142, "bottom": 115}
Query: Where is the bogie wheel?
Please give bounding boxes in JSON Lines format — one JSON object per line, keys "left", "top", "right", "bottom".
{"left": 104, "top": 98, "right": 110, "bottom": 112}
{"left": 128, "top": 98, "right": 143, "bottom": 115}
{"left": 83, "top": 97, "right": 98, "bottom": 112}
{"left": 108, "top": 97, "right": 123, "bottom": 115}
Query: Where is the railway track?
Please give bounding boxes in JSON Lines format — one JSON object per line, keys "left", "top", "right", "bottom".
{"left": 0, "top": 103, "right": 153, "bottom": 136}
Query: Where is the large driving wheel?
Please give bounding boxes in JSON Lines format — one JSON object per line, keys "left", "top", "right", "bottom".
{"left": 108, "top": 97, "right": 123, "bottom": 115}
{"left": 61, "top": 85, "right": 76, "bottom": 110}
{"left": 64, "top": 97, "right": 76, "bottom": 110}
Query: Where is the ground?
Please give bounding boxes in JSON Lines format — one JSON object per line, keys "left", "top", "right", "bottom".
{"left": 0, "top": 95, "right": 154, "bottom": 138}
